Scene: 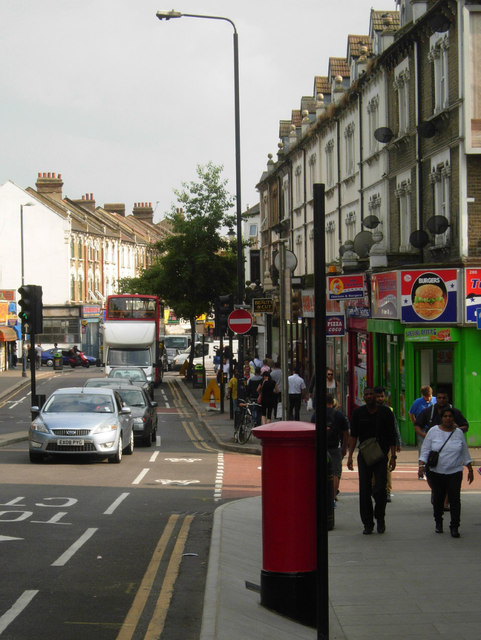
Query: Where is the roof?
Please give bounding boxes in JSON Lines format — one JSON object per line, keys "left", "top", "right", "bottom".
{"left": 328, "top": 57, "right": 350, "bottom": 80}
{"left": 347, "top": 34, "right": 373, "bottom": 58}
{"left": 370, "top": 10, "right": 400, "bottom": 32}
{"left": 314, "top": 76, "right": 331, "bottom": 97}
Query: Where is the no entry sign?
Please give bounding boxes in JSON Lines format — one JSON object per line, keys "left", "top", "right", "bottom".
{"left": 228, "top": 309, "right": 253, "bottom": 334}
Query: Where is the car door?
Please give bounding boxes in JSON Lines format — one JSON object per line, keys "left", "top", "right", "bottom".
{"left": 114, "top": 391, "right": 133, "bottom": 442}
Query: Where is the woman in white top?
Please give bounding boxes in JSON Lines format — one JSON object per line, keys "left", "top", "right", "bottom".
{"left": 418, "top": 407, "right": 473, "bottom": 537}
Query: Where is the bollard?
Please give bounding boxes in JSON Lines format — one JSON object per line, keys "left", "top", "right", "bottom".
{"left": 253, "top": 421, "right": 316, "bottom": 627}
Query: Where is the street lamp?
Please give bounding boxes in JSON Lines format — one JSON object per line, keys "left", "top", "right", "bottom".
{"left": 156, "top": 9, "right": 245, "bottom": 361}
{"left": 20, "top": 202, "right": 34, "bottom": 377}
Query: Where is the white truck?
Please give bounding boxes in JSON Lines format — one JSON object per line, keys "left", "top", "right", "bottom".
{"left": 102, "top": 321, "right": 163, "bottom": 385}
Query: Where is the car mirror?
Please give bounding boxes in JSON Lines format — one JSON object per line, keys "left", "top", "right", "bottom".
{"left": 120, "top": 406, "right": 131, "bottom": 415}
{"left": 151, "top": 401, "right": 158, "bottom": 407}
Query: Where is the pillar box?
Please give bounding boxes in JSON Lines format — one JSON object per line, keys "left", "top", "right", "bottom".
{"left": 253, "top": 421, "right": 316, "bottom": 627}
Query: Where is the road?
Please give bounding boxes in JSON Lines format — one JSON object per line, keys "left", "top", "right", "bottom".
{"left": 0, "top": 369, "right": 261, "bottom": 639}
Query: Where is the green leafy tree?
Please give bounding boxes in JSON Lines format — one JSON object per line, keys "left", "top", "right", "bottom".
{"left": 120, "top": 162, "right": 237, "bottom": 376}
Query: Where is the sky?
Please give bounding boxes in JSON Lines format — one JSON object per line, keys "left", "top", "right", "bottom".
{"left": 0, "top": 0, "right": 397, "bottom": 223}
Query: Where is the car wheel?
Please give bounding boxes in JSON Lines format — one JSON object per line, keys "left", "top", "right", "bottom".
{"left": 46, "top": 359, "right": 54, "bottom": 367}
{"left": 108, "top": 435, "right": 123, "bottom": 463}
{"left": 29, "top": 451, "right": 45, "bottom": 463}
{"left": 124, "top": 429, "right": 134, "bottom": 455}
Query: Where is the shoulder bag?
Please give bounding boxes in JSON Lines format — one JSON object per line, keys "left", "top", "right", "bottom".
{"left": 426, "top": 429, "right": 455, "bottom": 470}
{"left": 359, "top": 437, "right": 384, "bottom": 466}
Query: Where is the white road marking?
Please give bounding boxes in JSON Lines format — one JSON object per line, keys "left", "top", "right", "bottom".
{"left": 150, "top": 451, "right": 160, "bottom": 463}
{"left": 132, "top": 468, "right": 150, "bottom": 485}
{"left": 164, "top": 458, "right": 202, "bottom": 463}
{"left": 156, "top": 479, "right": 200, "bottom": 485}
{"left": 104, "top": 492, "right": 130, "bottom": 515}
{"left": 214, "top": 452, "right": 224, "bottom": 501}
{"left": 51, "top": 528, "right": 98, "bottom": 567}
{"left": 0, "top": 535, "right": 23, "bottom": 542}
{"left": 0, "top": 590, "right": 38, "bottom": 634}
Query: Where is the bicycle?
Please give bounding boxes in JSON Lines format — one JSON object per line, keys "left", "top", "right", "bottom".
{"left": 235, "top": 401, "right": 260, "bottom": 444}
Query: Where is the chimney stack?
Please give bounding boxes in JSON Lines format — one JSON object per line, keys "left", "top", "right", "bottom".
{"left": 35, "top": 172, "right": 64, "bottom": 202}
{"left": 72, "top": 193, "right": 96, "bottom": 213}
{"left": 104, "top": 203, "right": 126, "bottom": 217}
{"left": 132, "top": 202, "right": 154, "bottom": 224}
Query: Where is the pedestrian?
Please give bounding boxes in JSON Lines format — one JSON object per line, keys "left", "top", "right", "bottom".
{"left": 270, "top": 361, "right": 282, "bottom": 418}
{"left": 10, "top": 343, "right": 17, "bottom": 369}
{"left": 409, "top": 385, "right": 435, "bottom": 451}
{"left": 288, "top": 367, "right": 306, "bottom": 421}
{"left": 312, "top": 394, "right": 349, "bottom": 505}
{"left": 326, "top": 367, "right": 341, "bottom": 407}
{"left": 226, "top": 369, "right": 240, "bottom": 437}
{"left": 374, "top": 386, "right": 402, "bottom": 503}
{"left": 247, "top": 367, "right": 263, "bottom": 426}
{"left": 250, "top": 352, "right": 262, "bottom": 371}
{"left": 257, "top": 371, "right": 278, "bottom": 425}
{"left": 260, "top": 358, "right": 271, "bottom": 375}
{"left": 418, "top": 407, "right": 473, "bottom": 537}
{"left": 347, "top": 387, "right": 397, "bottom": 535}
{"left": 35, "top": 343, "right": 42, "bottom": 369}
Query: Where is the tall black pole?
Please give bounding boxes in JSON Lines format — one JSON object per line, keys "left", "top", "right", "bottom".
{"left": 313, "top": 183, "right": 328, "bottom": 639}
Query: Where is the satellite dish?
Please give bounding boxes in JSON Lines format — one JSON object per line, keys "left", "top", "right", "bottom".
{"left": 339, "top": 244, "right": 346, "bottom": 257}
{"left": 362, "top": 215, "right": 381, "bottom": 230}
{"left": 418, "top": 121, "right": 437, "bottom": 138}
{"left": 353, "top": 231, "right": 375, "bottom": 258}
{"left": 427, "top": 215, "right": 449, "bottom": 235}
{"left": 374, "top": 127, "right": 394, "bottom": 144}
{"left": 409, "top": 229, "right": 430, "bottom": 249}
{"left": 429, "top": 13, "right": 450, "bottom": 33}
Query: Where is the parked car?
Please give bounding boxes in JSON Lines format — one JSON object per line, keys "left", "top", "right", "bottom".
{"left": 83, "top": 379, "right": 157, "bottom": 446}
{"left": 107, "top": 367, "right": 153, "bottom": 399}
{"left": 41, "top": 348, "right": 98, "bottom": 368}
{"left": 28, "top": 387, "right": 134, "bottom": 464}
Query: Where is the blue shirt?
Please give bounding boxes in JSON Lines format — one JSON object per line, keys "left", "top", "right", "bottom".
{"left": 409, "top": 396, "right": 435, "bottom": 418}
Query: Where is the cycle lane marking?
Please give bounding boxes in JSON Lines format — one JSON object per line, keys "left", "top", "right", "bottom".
{"left": 51, "top": 527, "right": 98, "bottom": 567}
{"left": 0, "top": 590, "right": 38, "bottom": 635}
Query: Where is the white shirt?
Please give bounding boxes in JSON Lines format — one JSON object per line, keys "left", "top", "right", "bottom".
{"left": 419, "top": 426, "right": 471, "bottom": 474}
{"left": 288, "top": 373, "right": 306, "bottom": 395}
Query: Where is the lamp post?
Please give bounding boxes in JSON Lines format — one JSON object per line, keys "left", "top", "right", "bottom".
{"left": 156, "top": 9, "right": 245, "bottom": 364}
{"left": 20, "top": 202, "right": 33, "bottom": 377}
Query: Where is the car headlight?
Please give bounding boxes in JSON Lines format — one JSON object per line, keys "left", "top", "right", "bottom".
{"left": 94, "top": 423, "right": 118, "bottom": 434}
{"left": 31, "top": 420, "right": 49, "bottom": 433}
{"left": 146, "top": 375, "right": 152, "bottom": 382}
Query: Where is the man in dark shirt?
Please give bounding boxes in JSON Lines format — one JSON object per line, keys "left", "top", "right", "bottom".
{"left": 347, "top": 387, "right": 397, "bottom": 535}
{"left": 414, "top": 389, "right": 468, "bottom": 443}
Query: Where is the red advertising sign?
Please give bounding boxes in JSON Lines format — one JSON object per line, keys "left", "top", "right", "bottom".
{"left": 371, "top": 272, "right": 398, "bottom": 318}
{"left": 401, "top": 269, "right": 458, "bottom": 324}
{"left": 327, "top": 274, "right": 365, "bottom": 300}
{"left": 465, "top": 268, "right": 481, "bottom": 323}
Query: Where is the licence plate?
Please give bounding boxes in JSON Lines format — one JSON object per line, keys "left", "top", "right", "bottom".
{"left": 57, "top": 439, "right": 84, "bottom": 446}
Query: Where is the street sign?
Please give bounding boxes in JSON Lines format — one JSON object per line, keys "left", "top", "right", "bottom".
{"left": 253, "top": 298, "right": 274, "bottom": 314}
{"left": 228, "top": 309, "right": 253, "bottom": 334}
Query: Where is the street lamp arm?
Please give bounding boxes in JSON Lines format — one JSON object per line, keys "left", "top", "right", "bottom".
{"left": 156, "top": 10, "right": 237, "bottom": 33}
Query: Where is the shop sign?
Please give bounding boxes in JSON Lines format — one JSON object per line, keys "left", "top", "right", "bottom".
{"left": 7, "top": 302, "right": 17, "bottom": 327}
{"left": 465, "top": 268, "right": 481, "bottom": 323}
{"left": 0, "top": 301, "right": 7, "bottom": 324}
{"left": 327, "top": 274, "right": 365, "bottom": 300}
{"left": 0, "top": 290, "right": 15, "bottom": 301}
{"left": 401, "top": 269, "right": 458, "bottom": 324}
{"left": 405, "top": 327, "right": 454, "bottom": 342}
{"left": 252, "top": 298, "right": 274, "bottom": 314}
{"left": 82, "top": 305, "right": 101, "bottom": 318}
{"left": 301, "top": 290, "right": 315, "bottom": 318}
{"left": 326, "top": 315, "right": 345, "bottom": 336}
{"left": 371, "top": 272, "right": 398, "bottom": 319}
{"left": 345, "top": 297, "right": 370, "bottom": 318}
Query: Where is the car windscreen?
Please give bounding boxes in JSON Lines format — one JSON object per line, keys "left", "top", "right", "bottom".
{"left": 44, "top": 394, "right": 114, "bottom": 413}
{"left": 164, "top": 336, "right": 189, "bottom": 350}
{"left": 109, "top": 369, "right": 146, "bottom": 382}
{"left": 118, "top": 389, "right": 146, "bottom": 407}
{"left": 107, "top": 348, "right": 150, "bottom": 367}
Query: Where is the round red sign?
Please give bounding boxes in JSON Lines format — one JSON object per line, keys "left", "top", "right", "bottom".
{"left": 228, "top": 309, "right": 253, "bottom": 334}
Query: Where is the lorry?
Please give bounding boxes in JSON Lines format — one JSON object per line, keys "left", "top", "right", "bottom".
{"left": 102, "top": 321, "right": 163, "bottom": 386}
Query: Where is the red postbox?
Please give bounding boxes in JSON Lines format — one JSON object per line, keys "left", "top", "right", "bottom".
{"left": 253, "top": 421, "right": 316, "bottom": 627}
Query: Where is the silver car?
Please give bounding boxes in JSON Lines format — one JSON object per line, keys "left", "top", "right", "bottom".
{"left": 28, "top": 387, "right": 134, "bottom": 464}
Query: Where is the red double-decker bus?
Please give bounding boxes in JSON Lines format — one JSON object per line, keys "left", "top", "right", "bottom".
{"left": 103, "top": 294, "right": 163, "bottom": 385}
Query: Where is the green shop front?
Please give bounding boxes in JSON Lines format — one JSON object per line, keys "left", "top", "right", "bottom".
{"left": 368, "top": 268, "right": 481, "bottom": 446}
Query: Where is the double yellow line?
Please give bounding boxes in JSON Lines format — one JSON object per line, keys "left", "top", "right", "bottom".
{"left": 116, "top": 514, "right": 194, "bottom": 640}
{"left": 167, "top": 380, "right": 216, "bottom": 452}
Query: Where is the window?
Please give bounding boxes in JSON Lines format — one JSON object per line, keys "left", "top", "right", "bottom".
{"left": 429, "top": 153, "right": 451, "bottom": 247}
{"left": 249, "top": 224, "right": 258, "bottom": 237}
{"left": 429, "top": 33, "right": 449, "bottom": 113}
{"left": 308, "top": 153, "right": 317, "bottom": 199}
{"left": 325, "top": 218, "right": 336, "bottom": 263}
{"left": 395, "top": 173, "right": 412, "bottom": 252}
{"left": 367, "top": 95, "right": 380, "bottom": 155}
{"left": 344, "top": 211, "right": 357, "bottom": 243}
{"left": 394, "top": 59, "right": 410, "bottom": 135}
{"left": 325, "top": 140, "right": 335, "bottom": 188}
{"left": 294, "top": 165, "right": 302, "bottom": 206}
{"left": 344, "top": 123, "right": 355, "bottom": 176}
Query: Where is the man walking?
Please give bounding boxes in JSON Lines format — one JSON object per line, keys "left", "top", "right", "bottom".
{"left": 347, "top": 387, "right": 397, "bottom": 535}
{"left": 409, "top": 385, "right": 435, "bottom": 451}
{"left": 287, "top": 367, "right": 306, "bottom": 421}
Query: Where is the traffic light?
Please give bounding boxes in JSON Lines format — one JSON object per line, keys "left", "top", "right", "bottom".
{"left": 18, "top": 284, "right": 43, "bottom": 333}
{"left": 214, "top": 294, "right": 234, "bottom": 337}
{"left": 291, "top": 290, "right": 301, "bottom": 321}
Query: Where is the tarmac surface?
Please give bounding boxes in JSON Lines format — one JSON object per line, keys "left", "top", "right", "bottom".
{"left": 2, "top": 367, "right": 481, "bottom": 639}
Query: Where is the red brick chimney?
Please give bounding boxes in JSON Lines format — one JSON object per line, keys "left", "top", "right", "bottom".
{"left": 72, "top": 193, "right": 96, "bottom": 213}
{"left": 104, "top": 203, "right": 126, "bottom": 217}
{"left": 132, "top": 202, "right": 154, "bottom": 224}
{"left": 35, "top": 172, "right": 64, "bottom": 202}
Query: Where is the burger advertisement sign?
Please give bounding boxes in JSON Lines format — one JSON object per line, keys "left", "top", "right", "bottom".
{"left": 401, "top": 269, "right": 458, "bottom": 324}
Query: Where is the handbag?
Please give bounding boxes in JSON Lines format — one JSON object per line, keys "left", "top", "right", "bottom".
{"left": 426, "top": 429, "right": 455, "bottom": 470}
{"left": 359, "top": 437, "right": 384, "bottom": 466}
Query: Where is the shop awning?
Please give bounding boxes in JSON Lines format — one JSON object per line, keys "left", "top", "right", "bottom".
{"left": 0, "top": 326, "right": 18, "bottom": 342}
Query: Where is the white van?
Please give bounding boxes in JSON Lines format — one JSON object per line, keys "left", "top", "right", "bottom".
{"left": 192, "top": 340, "right": 238, "bottom": 371}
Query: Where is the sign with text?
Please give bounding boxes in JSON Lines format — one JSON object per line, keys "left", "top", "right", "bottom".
{"left": 465, "top": 268, "right": 481, "bottom": 323}
{"left": 252, "top": 298, "right": 274, "bottom": 314}
{"left": 401, "top": 269, "right": 458, "bottom": 324}
{"left": 326, "top": 314, "right": 345, "bottom": 337}
{"left": 371, "top": 271, "right": 398, "bottom": 319}
{"left": 327, "top": 274, "right": 366, "bottom": 300}
{"left": 405, "top": 327, "right": 457, "bottom": 342}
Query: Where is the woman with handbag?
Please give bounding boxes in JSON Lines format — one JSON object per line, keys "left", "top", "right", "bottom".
{"left": 418, "top": 407, "right": 473, "bottom": 537}
{"left": 257, "top": 371, "right": 278, "bottom": 425}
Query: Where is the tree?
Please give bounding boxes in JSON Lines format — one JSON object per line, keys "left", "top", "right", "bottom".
{"left": 120, "top": 162, "right": 238, "bottom": 376}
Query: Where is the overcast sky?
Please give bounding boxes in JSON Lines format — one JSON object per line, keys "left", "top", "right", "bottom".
{"left": 0, "top": 0, "right": 396, "bottom": 222}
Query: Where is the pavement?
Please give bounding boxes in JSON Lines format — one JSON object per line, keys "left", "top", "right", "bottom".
{"left": 2, "top": 368, "right": 481, "bottom": 639}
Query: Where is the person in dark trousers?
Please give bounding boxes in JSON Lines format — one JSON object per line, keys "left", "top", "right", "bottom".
{"left": 288, "top": 367, "right": 306, "bottom": 420}
{"left": 347, "top": 387, "right": 397, "bottom": 535}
